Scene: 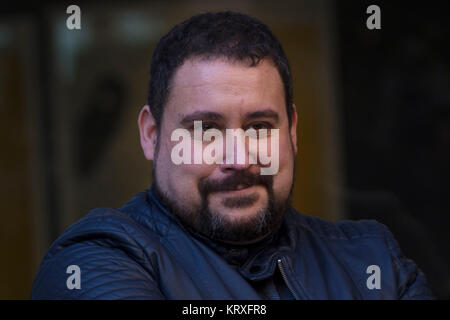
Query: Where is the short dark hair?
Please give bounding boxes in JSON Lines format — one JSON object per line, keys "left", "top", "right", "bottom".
{"left": 147, "top": 11, "right": 294, "bottom": 128}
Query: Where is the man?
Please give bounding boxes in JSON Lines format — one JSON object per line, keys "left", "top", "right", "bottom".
{"left": 31, "top": 11, "right": 433, "bottom": 299}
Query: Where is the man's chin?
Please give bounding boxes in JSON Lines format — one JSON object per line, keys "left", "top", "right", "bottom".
{"left": 202, "top": 204, "right": 274, "bottom": 244}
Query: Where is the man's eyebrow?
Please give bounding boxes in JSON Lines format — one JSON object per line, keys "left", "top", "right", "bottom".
{"left": 179, "top": 111, "right": 224, "bottom": 125}
{"left": 245, "top": 109, "right": 279, "bottom": 122}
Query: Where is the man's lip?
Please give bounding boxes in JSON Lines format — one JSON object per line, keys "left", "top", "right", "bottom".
{"left": 218, "top": 184, "right": 257, "bottom": 193}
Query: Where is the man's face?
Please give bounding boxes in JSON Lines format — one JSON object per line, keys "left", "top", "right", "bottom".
{"left": 141, "top": 57, "right": 297, "bottom": 244}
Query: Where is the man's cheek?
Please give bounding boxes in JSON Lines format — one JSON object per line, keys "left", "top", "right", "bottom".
{"left": 169, "top": 165, "right": 208, "bottom": 193}
{"left": 275, "top": 169, "right": 294, "bottom": 197}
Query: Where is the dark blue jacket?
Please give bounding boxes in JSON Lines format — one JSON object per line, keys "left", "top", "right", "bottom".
{"left": 31, "top": 186, "right": 433, "bottom": 299}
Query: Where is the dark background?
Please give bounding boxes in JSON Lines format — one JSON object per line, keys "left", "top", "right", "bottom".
{"left": 337, "top": 0, "right": 450, "bottom": 298}
{"left": 1, "top": 0, "right": 449, "bottom": 298}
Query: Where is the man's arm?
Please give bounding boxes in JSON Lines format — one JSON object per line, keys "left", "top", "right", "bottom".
{"left": 381, "top": 225, "right": 434, "bottom": 299}
{"left": 31, "top": 241, "right": 165, "bottom": 300}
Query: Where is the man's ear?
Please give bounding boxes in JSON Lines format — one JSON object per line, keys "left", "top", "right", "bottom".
{"left": 290, "top": 104, "right": 298, "bottom": 155}
{"left": 138, "top": 105, "right": 158, "bottom": 161}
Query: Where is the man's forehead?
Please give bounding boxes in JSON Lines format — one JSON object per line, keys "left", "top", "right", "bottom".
{"left": 169, "top": 57, "right": 283, "bottom": 91}
{"left": 165, "top": 57, "right": 286, "bottom": 120}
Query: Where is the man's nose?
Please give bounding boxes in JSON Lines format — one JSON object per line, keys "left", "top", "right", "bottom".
{"left": 219, "top": 130, "right": 254, "bottom": 172}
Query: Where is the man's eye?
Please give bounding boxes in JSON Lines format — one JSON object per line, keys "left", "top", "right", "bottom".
{"left": 189, "top": 122, "right": 218, "bottom": 131}
{"left": 201, "top": 122, "right": 218, "bottom": 131}
{"left": 249, "top": 122, "right": 272, "bottom": 131}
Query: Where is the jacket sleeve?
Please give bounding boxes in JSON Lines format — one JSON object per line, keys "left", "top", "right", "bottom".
{"left": 31, "top": 240, "right": 166, "bottom": 300}
{"left": 381, "top": 225, "right": 434, "bottom": 299}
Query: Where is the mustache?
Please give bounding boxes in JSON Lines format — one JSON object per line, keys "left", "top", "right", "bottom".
{"left": 198, "top": 170, "right": 273, "bottom": 194}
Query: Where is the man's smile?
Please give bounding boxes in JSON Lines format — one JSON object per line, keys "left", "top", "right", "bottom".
{"left": 216, "top": 184, "right": 259, "bottom": 196}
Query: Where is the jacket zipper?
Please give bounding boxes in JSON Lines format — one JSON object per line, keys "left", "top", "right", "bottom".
{"left": 277, "top": 257, "right": 300, "bottom": 299}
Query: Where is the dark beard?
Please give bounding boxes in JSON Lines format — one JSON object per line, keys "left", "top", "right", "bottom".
{"left": 153, "top": 167, "right": 293, "bottom": 245}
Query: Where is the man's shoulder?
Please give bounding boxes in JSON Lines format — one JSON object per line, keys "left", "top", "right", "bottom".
{"left": 285, "top": 208, "right": 434, "bottom": 299}
{"left": 288, "top": 209, "right": 397, "bottom": 265}
{"left": 287, "top": 207, "right": 389, "bottom": 242}
{"left": 31, "top": 192, "right": 168, "bottom": 299}
{"left": 41, "top": 190, "right": 168, "bottom": 266}
{"left": 42, "top": 210, "right": 145, "bottom": 263}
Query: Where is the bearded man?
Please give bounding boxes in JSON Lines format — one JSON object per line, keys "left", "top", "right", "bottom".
{"left": 31, "top": 11, "right": 433, "bottom": 300}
